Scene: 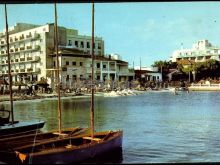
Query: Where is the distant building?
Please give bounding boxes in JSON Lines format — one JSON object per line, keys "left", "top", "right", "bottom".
{"left": 170, "top": 39, "right": 220, "bottom": 63}
{"left": 134, "top": 66, "right": 162, "bottom": 81}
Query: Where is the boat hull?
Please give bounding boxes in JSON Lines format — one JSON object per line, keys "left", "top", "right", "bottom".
{"left": 15, "top": 130, "right": 123, "bottom": 164}
{"left": 0, "top": 121, "right": 45, "bottom": 138}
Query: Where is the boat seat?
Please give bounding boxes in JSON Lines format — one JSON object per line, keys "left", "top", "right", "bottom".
{"left": 65, "top": 144, "right": 77, "bottom": 149}
{"left": 52, "top": 132, "right": 69, "bottom": 137}
{"left": 82, "top": 136, "right": 101, "bottom": 142}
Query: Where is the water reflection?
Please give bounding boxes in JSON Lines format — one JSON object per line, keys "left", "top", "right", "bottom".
{"left": 82, "top": 147, "right": 123, "bottom": 164}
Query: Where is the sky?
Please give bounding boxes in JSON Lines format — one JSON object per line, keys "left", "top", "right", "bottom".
{"left": 1, "top": 2, "right": 220, "bottom": 68}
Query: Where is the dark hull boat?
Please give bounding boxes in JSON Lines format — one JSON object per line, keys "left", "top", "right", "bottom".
{"left": 0, "top": 109, "right": 45, "bottom": 139}
{"left": 0, "top": 120, "right": 45, "bottom": 138}
{"left": 13, "top": 130, "right": 122, "bottom": 164}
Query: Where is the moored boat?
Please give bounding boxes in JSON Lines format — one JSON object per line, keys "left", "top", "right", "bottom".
{"left": 13, "top": 130, "right": 122, "bottom": 164}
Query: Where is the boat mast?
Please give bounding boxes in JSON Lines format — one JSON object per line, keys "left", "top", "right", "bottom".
{"left": 5, "top": 4, "right": 14, "bottom": 124}
{"left": 90, "top": 0, "right": 95, "bottom": 138}
{"left": 54, "top": 3, "right": 62, "bottom": 133}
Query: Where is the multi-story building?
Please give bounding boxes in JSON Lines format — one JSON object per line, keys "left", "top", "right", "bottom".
{"left": 48, "top": 48, "right": 134, "bottom": 89}
{"left": 0, "top": 23, "right": 134, "bottom": 89}
{"left": 170, "top": 39, "right": 220, "bottom": 63}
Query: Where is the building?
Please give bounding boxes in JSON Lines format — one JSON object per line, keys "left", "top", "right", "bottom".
{"left": 134, "top": 66, "right": 162, "bottom": 82}
{"left": 0, "top": 23, "right": 134, "bottom": 90}
{"left": 48, "top": 48, "right": 135, "bottom": 89}
{"left": 170, "top": 39, "right": 220, "bottom": 63}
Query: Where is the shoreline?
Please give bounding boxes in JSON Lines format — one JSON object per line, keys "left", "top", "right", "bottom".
{"left": 0, "top": 90, "right": 146, "bottom": 103}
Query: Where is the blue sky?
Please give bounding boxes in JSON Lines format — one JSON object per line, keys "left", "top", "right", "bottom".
{"left": 1, "top": 2, "right": 220, "bottom": 67}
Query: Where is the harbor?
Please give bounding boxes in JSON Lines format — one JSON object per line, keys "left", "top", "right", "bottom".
{"left": 1, "top": 91, "right": 220, "bottom": 163}
{"left": 1, "top": 1, "right": 220, "bottom": 164}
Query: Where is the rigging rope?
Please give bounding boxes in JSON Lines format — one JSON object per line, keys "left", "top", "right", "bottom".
{"left": 28, "top": 123, "right": 39, "bottom": 164}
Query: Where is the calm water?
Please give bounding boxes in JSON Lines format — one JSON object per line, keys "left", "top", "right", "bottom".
{"left": 3, "top": 91, "right": 220, "bottom": 163}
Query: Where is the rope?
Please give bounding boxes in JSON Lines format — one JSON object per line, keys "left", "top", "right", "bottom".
{"left": 28, "top": 123, "right": 39, "bottom": 164}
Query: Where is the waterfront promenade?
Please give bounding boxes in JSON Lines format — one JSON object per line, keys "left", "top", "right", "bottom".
{"left": 189, "top": 83, "right": 220, "bottom": 91}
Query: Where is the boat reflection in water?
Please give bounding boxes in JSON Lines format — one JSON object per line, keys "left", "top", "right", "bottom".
{"left": 83, "top": 147, "right": 123, "bottom": 164}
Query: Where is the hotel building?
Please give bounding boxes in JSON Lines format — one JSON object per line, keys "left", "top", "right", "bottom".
{"left": 170, "top": 39, "right": 220, "bottom": 63}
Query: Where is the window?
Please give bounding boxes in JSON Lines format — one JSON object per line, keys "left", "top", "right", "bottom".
{"left": 66, "top": 61, "right": 69, "bottom": 65}
{"left": 73, "top": 75, "right": 77, "bottom": 80}
{"left": 80, "top": 62, "right": 83, "bottom": 66}
{"left": 68, "top": 40, "right": 72, "bottom": 46}
{"left": 93, "top": 43, "right": 95, "bottom": 49}
{"left": 54, "top": 61, "right": 56, "bottom": 67}
{"left": 72, "top": 61, "right": 76, "bottom": 66}
{"left": 103, "top": 65, "right": 106, "bottom": 69}
{"left": 98, "top": 43, "right": 101, "bottom": 49}
{"left": 80, "top": 41, "right": 84, "bottom": 48}
{"left": 66, "top": 75, "right": 69, "bottom": 81}
{"left": 75, "top": 41, "right": 78, "bottom": 47}
{"left": 87, "top": 42, "right": 90, "bottom": 48}
{"left": 97, "top": 63, "right": 100, "bottom": 68}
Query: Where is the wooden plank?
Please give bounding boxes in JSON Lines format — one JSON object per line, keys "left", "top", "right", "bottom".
{"left": 82, "top": 136, "right": 101, "bottom": 141}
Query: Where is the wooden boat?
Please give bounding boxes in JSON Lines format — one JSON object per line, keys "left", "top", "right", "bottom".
{"left": 5, "top": 2, "right": 123, "bottom": 164}
{"left": 0, "top": 4, "right": 45, "bottom": 138}
{"left": 13, "top": 130, "right": 122, "bottom": 164}
{"left": 0, "top": 127, "right": 90, "bottom": 150}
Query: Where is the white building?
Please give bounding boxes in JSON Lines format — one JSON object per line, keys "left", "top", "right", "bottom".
{"left": 48, "top": 48, "right": 134, "bottom": 89}
{"left": 170, "top": 39, "right": 220, "bottom": 63}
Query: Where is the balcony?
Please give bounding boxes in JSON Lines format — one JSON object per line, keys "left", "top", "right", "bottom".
{"left": 26, "top": 34, "right": 32, "bottom": 39}
{"left": 34, "top": 45, "right": 40, "bottom": 50}
{"left": 19, "top": 35, "right": 25, "bottom": 40}
{"left": 20, "top": 58, "right": 25, "bottom": 62}
{"left": 27, "top": 68, "right": 33, "bottom": 72}
{"left": 34, "top": 56, "right": 40, "bottom": 61}
{"left": 20, "top": 47, "right": 25, "bottom": 51}
{"left": 26, "top": 45, "right": 32, "bottom": 50}
{"left": 35, "top": 68, "right": 41, "bottom": 73}
{"left": 20, "top": 69, "right": 25, "bottom": 72}
{"left": 27, "top": 57, "right": 33, "bottom": 61}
